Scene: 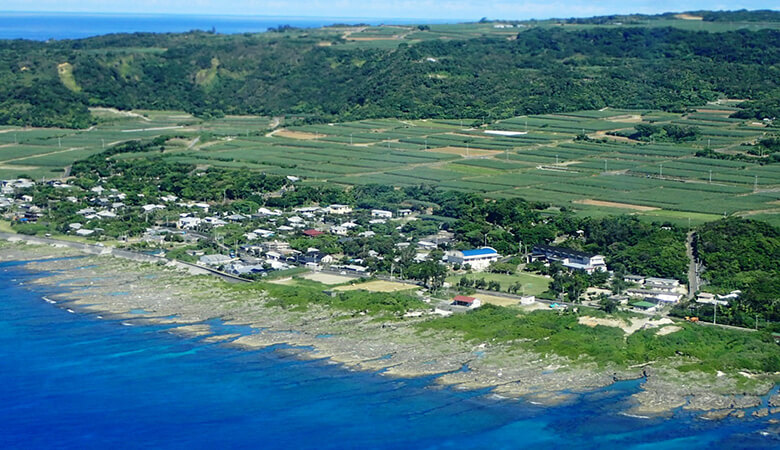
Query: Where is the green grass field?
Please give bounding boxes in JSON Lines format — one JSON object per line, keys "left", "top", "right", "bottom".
{"left": 447, "top": 271, "right": 551, "bottom": 296}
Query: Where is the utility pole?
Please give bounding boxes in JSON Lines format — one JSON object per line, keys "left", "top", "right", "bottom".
{"left": 102, "top": 139, "right": 105, "bottom": 149}
{"left": 350, "top": 133, "right": 353, "bottom": 145}
{"left": 713, "top": 303, "right": 717, "bottom": 325}
{"left": 659, "top": 164, "right": 663, "bottom": 179}
{"left": 709, "top": 170, "right": 712, "bottom": 183}
{"left": 58, "top": 137, "right": 61, "bottom": 148}
{"left": 754, "top": 175, "right": 758, "bottom": 191}
{"left": 424, "top": 138, "right": 427, "bottom": 150}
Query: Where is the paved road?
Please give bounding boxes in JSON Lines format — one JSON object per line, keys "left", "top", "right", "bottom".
{"left": 686, "top": 231, "right": 698, "bottom": 298}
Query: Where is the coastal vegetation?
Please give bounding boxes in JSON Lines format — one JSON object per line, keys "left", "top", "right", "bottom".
{"left": 418, "top": 304, "right": 780, "bottom": 373}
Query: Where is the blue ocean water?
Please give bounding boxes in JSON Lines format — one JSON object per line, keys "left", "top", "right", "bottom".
{"left": 0, "top": 260, "right": 777, "bottom": 449}
{"left": 0, "top": 12, "right": 451, "bottom": 41}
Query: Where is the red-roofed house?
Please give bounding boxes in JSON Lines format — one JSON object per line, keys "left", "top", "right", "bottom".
{"left": 452, "top": 295, "right": 481, "bottom": 308}
{"left": 303, "top": 229, "right": 325, "bottom": 237}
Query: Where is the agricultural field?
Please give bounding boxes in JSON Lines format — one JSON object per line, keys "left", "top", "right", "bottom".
{"left": 330, "top": 18, "right": 780, "bottom": 50}
{"left": 2, "top": 104, "right": 778, "bottom": 226}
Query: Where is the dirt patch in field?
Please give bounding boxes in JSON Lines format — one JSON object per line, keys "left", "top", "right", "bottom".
{"left": 273, "top": 129, "right": 325, "bottom": 140}
{"left": 448, "top": 132, "right": 487, "bottom": 139}
{"left": 347, "top": 36, "right": 400, "bottom": 41}
{"left": 429, "top": 146, "right": 501, "bottom": 157}
{"left": 696, "top": 109, "right": 733, "bottom": 115}
{"left": 472, "top": 293, "right": 521, "bottom": 307}
{"left": 590, "top": 130, "right": 638, "bottom": 143}
{"left": 607, "top": 114, "right": 643, "bottom": 123}
{"left": 675, "top": 14, "right": 703, "bottom": 20}
{"left": 334, "top": 280, "right": 419, "bottom": 292}
{"left": 268, "top": 277, "right": 298, "bottom": 286}
{"left": 301, "top": 272, "right": 356, "bottom": 285}
{"left": 574, "top": 199, "right": 659, "bottom": 211}
{"left": 579, "top": 316, "right": 675, "bottom": 335}
{"left": 0, "top": 164, "right": 41, "bottom": 170}
{"left": 656, "top": 326, "right": 682, "bottom": 336}
{"left": 316, "top": 42, "right": 332, "bottom": 47}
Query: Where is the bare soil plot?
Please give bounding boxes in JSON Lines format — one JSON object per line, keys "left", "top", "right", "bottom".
{"left": 334, "top": 280, "right": 419, "bottom": 292}
{"left": 274, "top": 129, "right": 325, "bottom": 140}
{"left": 675, "top": 14, "right": 703, "bottom": 20}
{"left": 301, "top": 272, "right": 356, "bottom": 285}
{"left": 695, "top": 109, "right": 733, "bottom": 115}
{"left": 429, "top": 146, "right": 501, "bottom": 157}
{"left": 472, "top": 293, "right": 520, "bottom": 307}
{"left": 347, "top": 36, "right": 401, "bottom": 41}
{"left": 578, "top": 316, "right": 675, "bottom": 335}
{"left": 574, "top": 199, "right": 660, "bottom": 211}
{"left": 606, "top": 114, "right": 643, "bottom": 123}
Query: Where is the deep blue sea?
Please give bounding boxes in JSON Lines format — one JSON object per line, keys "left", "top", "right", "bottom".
{"left": 0, "top": 12, "right": 452, "bottom": 41}
{"left": 0, "top": 259, "right": 778, "bottom": 449}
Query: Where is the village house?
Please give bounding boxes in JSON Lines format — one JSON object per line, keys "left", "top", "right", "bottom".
{"left": 177, "top": 216, "right": 202, "bottom": 229}
{"left": 303, "top": 229, "right": 325, "bottom": 237}
{"left": 627, "top": 288, "right": 682, "bottom": 304}
{"left": 199, "top": 254, "right": 234, "bottom": 266}
{"left": 261, "top": 240, "right": 293, "bottom": 255}
{"left": 446, "top": 247, "right": 500, "bottom": 272}
{"left": 256, "top": 207, "right": 282, "bottom": 217}
{"left": 643, "top": 277, "right": 680, "bottom": 292}
{"left": 327, "top": 204, "right": 353, "bottom": 215}
{"left": 371, "top": 209, "right": 393, "bottom": 219}
{"left": 531, "top": 244, "right": 607, "bottom": 274}
{"left": 452, "top": 295, "right": 481, "bottom": 308}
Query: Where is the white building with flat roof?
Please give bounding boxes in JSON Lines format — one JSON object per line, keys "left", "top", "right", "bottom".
{"left": 447, "top": 247, "right": 500, "bottom": 272}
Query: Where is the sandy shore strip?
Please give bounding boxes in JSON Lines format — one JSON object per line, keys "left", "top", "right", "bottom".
{"left": 1, "top": 240, "right": 777, "bottom": 420}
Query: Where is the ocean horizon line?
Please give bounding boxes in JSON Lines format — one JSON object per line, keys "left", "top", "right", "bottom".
{"left": 0, "top": 10, "right": 470, "bottom": 23}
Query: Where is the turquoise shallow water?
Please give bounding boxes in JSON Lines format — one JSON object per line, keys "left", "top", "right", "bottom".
{"left": 0, "top": 260, "right": 777, "bottom": 449}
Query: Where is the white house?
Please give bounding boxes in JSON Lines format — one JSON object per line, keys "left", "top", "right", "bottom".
{"left": 199, "top": 254, "right": 234, "bottom": 266}
{"left": 257, "top": 207, "right": 282, "bottom": 216}
{"left": 203, "top": 217, "right": 227, "bottom": 227}
{"left": 531, "top": 245, "right": 607, "bottom": 274}
{"left": 327, "top": 204, "right": 353, "bottom": 215}
{"left": 371, "top": 209, "right": 393, "bottom": 219}
{"left": 447, "top": 247, "right": 500, "bottom": 272}
{"left": 452, "top": 295, "right": 482, "bottom": 308}
{"left": 178, "top": 217, "right": 202, "bottom": 229}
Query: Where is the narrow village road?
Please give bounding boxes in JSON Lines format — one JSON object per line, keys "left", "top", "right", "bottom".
{"left": 686, "top": 231, "right": 698, "bottom": 298}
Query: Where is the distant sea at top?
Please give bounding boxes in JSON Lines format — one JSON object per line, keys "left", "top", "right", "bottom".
{"left": 0, "top": 12, "right": 458, "bottom": 41}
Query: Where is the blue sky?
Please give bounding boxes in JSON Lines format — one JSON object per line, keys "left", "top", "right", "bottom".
{"left": 2, "top": 1, "right": 778, "bottom": 20}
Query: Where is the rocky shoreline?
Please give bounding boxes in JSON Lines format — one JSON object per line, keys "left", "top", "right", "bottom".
{"left": 2, "top": 242, "right": 778, "bottom": 423}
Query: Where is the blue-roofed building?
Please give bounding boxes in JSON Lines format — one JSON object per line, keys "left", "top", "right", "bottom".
{"left": 447, "top": 247, "right": 500, "bottom": 272}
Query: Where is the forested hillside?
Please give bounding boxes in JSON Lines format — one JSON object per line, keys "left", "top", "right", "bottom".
{"left": 693, "top": 218, "right": 780, "bottom": 328}
{"left": 1, "top": 21, "right": 779, "bottom": 128}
